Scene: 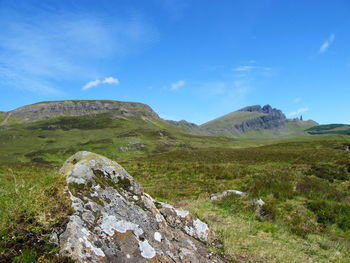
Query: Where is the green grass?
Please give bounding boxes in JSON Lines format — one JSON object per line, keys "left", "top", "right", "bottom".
{"left": 201, "top": 111, "right": 266, "bottom": 130}
{"left": 0, "top": 163, "right": 72, "bottom": 262}
{"left": 200, "top": 110, "right": 318, "bottom": 139}
{"left": 307, "top": 124, "right": 350, "bottom": 136}
{"left": 0, "top": 113, "right": 242, "bottom": 165}
{"left": 1, "top": 112, "right": 350, "bottom": 262}
{"left": 120, "top": 139, "right": 350, "bottom": 262}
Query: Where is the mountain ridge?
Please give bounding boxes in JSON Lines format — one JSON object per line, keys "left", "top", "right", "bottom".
{"left": 2, "top": 100, "right": 319, "bottom": 137}
{"left": 200, "top": 104, "right": 317, "bottom": 136}
{"left": 3, "top": 100, "right": 160, "bottom": 123}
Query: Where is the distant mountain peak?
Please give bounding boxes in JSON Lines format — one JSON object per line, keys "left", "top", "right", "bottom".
{"left": 239, "top": 104, "right": 286, "bottom": 118}
{"left": 238, "top": 105, "right": 262, "bottom": 112}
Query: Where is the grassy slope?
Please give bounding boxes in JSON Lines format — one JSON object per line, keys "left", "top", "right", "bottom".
{"left": 237, "top": 120, "right": 318, "bottom": 138}
{"left": 0, "top": 113, "right": 240, "bottom": 165}
{"left": 200, "top": 110, "right": 318, "bottom": 139}
{"left": 1, "top": 113, "right": 350, "bottom": 262}
{"left": 0, "top": 113, "right": 338, "bottom": 165}
{"left": 122, "top": 139, "right": 350, "bottom": 262}
{"left": 307, "top": 124, "right": 350, "bottom": 136}
{"left": 201, "top": 111, "right": 266, "bottom": 130}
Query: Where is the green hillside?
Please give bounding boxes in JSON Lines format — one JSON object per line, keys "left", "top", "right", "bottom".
{"left": 199, "top": 104, "right": 319, "bottom": 138}
{"left": 307, "top": 124, "right": 350, "bottom": 136}
{"left": 122, "top": 139, "right": 350, "bottom": 262}
{"left": 1, "top": 102, "right": 350, "bottom": 262}
{"left": 201, "top": 111, "right": 266, "bottom": 130}
{"left": 2, "top": 135, "right": 350, "bottom": 262}
{"left": 0, "top": 113, "right": 240, "bottom": 165}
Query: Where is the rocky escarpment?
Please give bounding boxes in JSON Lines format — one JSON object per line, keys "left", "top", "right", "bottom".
{"left": 5, "top": 100, "right": 160, "bottom": 122}
{"left": 234, "top": 104, "right": 287, "bottom": 132}
{"left": 57, "top": 151, "right": 224, "bottom": 263}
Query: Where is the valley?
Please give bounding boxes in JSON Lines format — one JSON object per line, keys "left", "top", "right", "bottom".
{"left": 0, "top": 100, "right": 350, "bottom": 262}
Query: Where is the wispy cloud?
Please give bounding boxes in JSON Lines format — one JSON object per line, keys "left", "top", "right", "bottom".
{"left": 82, "top": 77, "right": 119, "bottom": 91}
{"left": 287, "top": 107, "right": 309, "bottom": 117}
{"left": 102, "top": 77, "right": 119, "bottom": 85}
{"left": 170, "top": 80, "right": 185, "bottom": 90}
{"left": 199, "top": 61, "right": 276, "bottom": 109}
{"left": 232, "top": 65, "right": 256, "bottom": 72}
{"left": 232, "top": 65, "right": 271, "bottom": 72}
{"left": 319, "top": 34, "right": 335, "bottom": 54}
{"left": 0, "top": 3, "right": 157, "bottom": 95}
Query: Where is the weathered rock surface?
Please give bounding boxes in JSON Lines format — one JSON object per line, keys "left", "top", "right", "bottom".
{"left": 234, "top": 104, "right": 287, "bottom": 133}
{"left": 199, "top": 104, "right": 294, "bottom": 135}
{"left": 5, "top": 100, "right": 160, "bottom": 122}
{"left": 210, "top": 190, "right": 247, "bottom": 200}
{"left": 58, "top": 151, "right": 224, "bottom": 263}
{"left": 118, "top": 144, "right": 145, "bottom": 152}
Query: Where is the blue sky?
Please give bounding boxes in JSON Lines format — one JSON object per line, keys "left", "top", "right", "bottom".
{"left": 0, "top": 0, "right": 349, "bottom": 124}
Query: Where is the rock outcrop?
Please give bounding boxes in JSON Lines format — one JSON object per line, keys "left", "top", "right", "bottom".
{"left": 234, "top": 104, "right": 287, "bottom": 133}
{"left": 5, "top": 100, "right": 160, "bottom": 122}
{"left": 58, "top": 151, "right": 224, "bottom": 262}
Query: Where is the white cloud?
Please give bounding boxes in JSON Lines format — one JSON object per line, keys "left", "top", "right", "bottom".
{"left": 232, "top": 65, "right": 256, "bottom": 72}
{"left": 319, "top": 34, "right": 335, "bottom": 54}
{"left": 82, "top": 79, "right": 101, "bottom": 91}
{"left": 0, "top": 4, "right": 157, "bottom": 95}
{"left": 82, "top": 77, "right": 119, "bottom": 90}
{"left": 103, "top": 77, "right": 119, "bottom": 85}
{"left": 287, "top": 107, "right": 309, "bottom": 117}
{"left": 232, "top": 65, "right": 271, "bottom": 72}
{"left": 170, "top": 80, "right": 185, "bottom": 90}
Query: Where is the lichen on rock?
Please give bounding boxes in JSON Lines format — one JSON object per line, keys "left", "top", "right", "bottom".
{"left": 57, "top": 151, "right": 224, "bottom": 263}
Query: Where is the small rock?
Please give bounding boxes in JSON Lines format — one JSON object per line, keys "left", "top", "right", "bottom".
{"left": 49, "top": 231, "right": 59, "bottom": 245}
{"left": 210, "top": 189, "right": 247, "bottom": 200}
{"left": 255, "top": 199, "right": 265, "bottom": 206}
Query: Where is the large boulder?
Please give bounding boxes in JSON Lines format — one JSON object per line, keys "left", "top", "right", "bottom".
{"left": 58, "top": 151, "right": 224, "bottom": 263}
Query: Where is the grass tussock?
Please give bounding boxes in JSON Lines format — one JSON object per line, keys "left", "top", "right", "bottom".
{"left": 0, "top": 163, "right": 72, "bottom": 262}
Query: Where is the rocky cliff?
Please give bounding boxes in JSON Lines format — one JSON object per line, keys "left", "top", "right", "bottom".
{"left": 200, "top": 104, "right": 290, "bottom": 135}
{"left": 57, "top": 151, "right": 224, "bottom": 262}
{"left": 233, "top": 104, "right": 287, "bottom": 132}
{"left": 5, "top": 100, "right": 160, "bottom": 122}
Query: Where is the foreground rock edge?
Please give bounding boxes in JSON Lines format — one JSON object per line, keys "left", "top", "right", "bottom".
{"left": 56, "top": 151, "right": 225, "bottom": 262}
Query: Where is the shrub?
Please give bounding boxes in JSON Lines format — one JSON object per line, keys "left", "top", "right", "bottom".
{"left": 245, "top": 173, "right": 295, "bottom": 200}
{"left": 306, "top": 163, "right": 350, "bottom": 182}
{"left": 307, "top": 200, "right": 350, "bottom": 231}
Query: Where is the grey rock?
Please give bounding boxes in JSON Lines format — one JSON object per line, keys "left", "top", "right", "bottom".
{"left": 210, "top": 190, "right": 247, "bottom": 200}
{"left": 255, "top": 199, "right": 265, "bottom": 207}
{"left": 118, "top": 144, "right": 145, "bottom": 152}
{"left": 234, "top": 104, "right": 287, "bottom": 133}
{"left": 210, "top": 190, "right": 265, "bottom": 211}
{"left": 58, "top": 151, "right": 224, "bottom": 263}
